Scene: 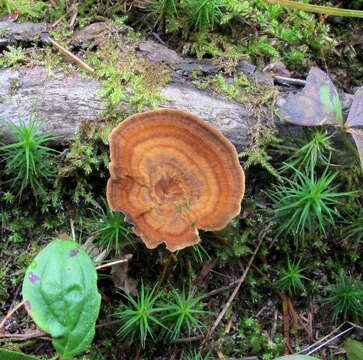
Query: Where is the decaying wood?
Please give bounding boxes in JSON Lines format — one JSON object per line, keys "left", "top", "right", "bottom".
{"left": 0, "top": 21, "right": 46, "bottom": 47}
{"left": 0, "top": 22, "right": 355, "bottom": 153}
{"left": 0, "top": 65, "right": 253, "bottom": 151}
{"left": 0, "top": 22, "right": 258, "bottom": 151}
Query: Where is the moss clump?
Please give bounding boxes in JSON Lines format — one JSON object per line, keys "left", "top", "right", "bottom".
{"left": 85, "top": 33, "right": 170, "bottom": 111}
{"left": 218, "top": 317, "right": 284, "bottom": 359}
{"left": 145, "top": 0, "right": 334, "bottom": 69}
{"left": 0, "top": 46, "right": 26, "bottom": 68}
{"left": 0, "top": 0, "right": 47, "bottom": 20}
{"left": 196, "top": 71, "right": 281, "bottom": 178}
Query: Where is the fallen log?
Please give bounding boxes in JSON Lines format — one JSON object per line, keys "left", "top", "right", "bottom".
{"left": 0, "top": 22, "right": 353, "bottom": 152}
{"left": 0, "top": 64, "right": 252, "bottom": 151}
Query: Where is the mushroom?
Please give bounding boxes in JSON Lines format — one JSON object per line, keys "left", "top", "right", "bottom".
{"left": 107, "top": 109, "right": 245, "bottom": 251}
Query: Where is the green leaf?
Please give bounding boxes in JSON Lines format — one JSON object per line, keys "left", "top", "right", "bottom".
{"left": 0, "top": 348, "right": 40, "bottom": 360}
{"left": 345, "top": 339, "right": 363, "bottom": 360}
{"left": 274, "top": 356, "right": 320, "bottom": 360}
{"left": 22, "top": 239, "right": 101, "bottom": 359}
{"left": 278, "top": 67, "right": 342, "bottom": 127}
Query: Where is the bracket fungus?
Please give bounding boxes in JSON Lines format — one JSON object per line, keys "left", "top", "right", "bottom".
{"left": 107, "top": 109, "right": 245, "bottom": 251}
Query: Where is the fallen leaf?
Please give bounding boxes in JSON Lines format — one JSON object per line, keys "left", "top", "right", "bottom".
{"left": 0, "top": 11, "right": 19, "bottom": 22}
{"left": 111, "top": 262, "right": 138, "bottom": 296}
{"left": 346, "top": 87, "right": 363, "bottom": 128}
{"left": 348, "top": 128, "right": 363, "bottom": 171}
{"left": 278, "top": 67, "right": 342, "bottom": 126}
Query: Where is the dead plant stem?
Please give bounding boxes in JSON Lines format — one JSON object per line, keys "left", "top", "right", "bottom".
{"left": 201, "top": 232, "right": 265, "bottom": 348}
{"left": 0, "top": 300, "right": 25, "bottom": 329}
{"left": 96, "top": 255, "right": 132, "bottom": 270}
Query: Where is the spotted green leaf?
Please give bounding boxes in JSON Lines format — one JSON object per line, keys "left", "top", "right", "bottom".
{"left": 0, "top": 349, "right": 40, "bottom": 360}
{"left": 278, "top": 67, "right": 342, "bottom": 126}
{"left": 345, "top": 339, "right": 363, "bottom": 360}
{"left": 22, "top": 239, "right": 101, "bottom": 359}
{"left": 346, "top": 87, "right": 363, "bottom": 128}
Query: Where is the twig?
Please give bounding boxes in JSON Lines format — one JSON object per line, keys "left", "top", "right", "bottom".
{"left": 0, "top": 300, "right": 25, "bottom": 329}
{"left": 282, "top": 294, "right": 290, "bottom": 354}
{"left": 96, "top": 255, "right": 132, "bottom": 270}
{"left": 69, "top": 9, "right": 78, "bottom": 27}
{"left": 201, "top": 279, "right": 239, "bottom": 299}
{"left": 224, "top": 315, "right": 233, "bottom": 334}
{"left": 10, "top": 284, "right": 22, "bottom": 309}
{"left": 51, "top": 5, "right": 77, "bottom": 27}
{"left": 297, "top": 322, "right": 346, "bottom": 354}
{"left": 201, "top": 230, "right": 265, "bottom": 348}
{"left": 271, "top": 310, "right": 278, "bottom": 339}
{"left": 152, "top": 32, "right": 167, "bottom": 46}
{"left": 70, "top": 218, "right": 76, "bottom": 241}
{"left": 172, "top": 335, "right": 203, "bottom": 344}
{"left": 273, "top": 75, "right": 307, "bottom": 86}
{"left": 155, "top": 255, "right": 172, "bottom": 294}
{"left": 305, "top": 327, "right": 353, "bottom": 355}
{"left": 46, "top": 36, "right": 95, "bottom": 73}
{"left": 96, "top": 319, "right": 122, "bottom": 328}
{"left": 191, "top": 258, "right": 218, "bottom": 297}
{"left": 0, "top": 319, "right": 123, "bottom": 343}
{"left": 0, "top": 330, "right": 49, "bottom": 342}
{"left": 347, "top": 321, "right": 363, "bottom": 330}
{"left": 308, "top": 296, "right": 315, "bottom": 342}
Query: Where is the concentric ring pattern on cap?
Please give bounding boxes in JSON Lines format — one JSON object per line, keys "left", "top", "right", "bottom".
{"left": 107, "top": 109, "right": 245, "bottom": 252}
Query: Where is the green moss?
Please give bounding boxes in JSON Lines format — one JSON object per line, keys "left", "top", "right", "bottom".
{"left": 219, "top": 317, "right": 284, "bottom": 358}
{"left": 0, "top": 46, "right": 26, "bottom": 68}
{"left": 165, "top": 0, "right": 335, "bottom": 68}
{"left": 204, "top": 72, "right": 282, "bottom": 178}
{"left": 238, "top": 318, "right": 284, "bottom": 358}
{"left": 85, "top": 35, "right": 170, "bottom": 111}
{"left": 53, "top": 136, "right": 106, "bottom": 207}
{"left": 0, "top": 0, "right": 47, "bottom": 19}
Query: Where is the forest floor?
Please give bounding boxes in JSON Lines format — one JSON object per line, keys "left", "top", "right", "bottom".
{"left": 0, "top": 1, "right": 362, "bottom": 360}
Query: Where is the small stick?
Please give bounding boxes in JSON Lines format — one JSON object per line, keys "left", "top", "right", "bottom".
{"left": 201, "top": 279, "right": 239, "bottom": 299}
{"left": 297, "top": 322, "right": 346, "bottom": 354}
{"left": 191, "top": 258, "right": 218, "bottom": 297}
{"left": 96, "top": 255, "right": 132, "bottom": 270}
{"left": 69, "top": 10, "right": 78, "bottom": 27}
{"left": 172, "top": 335, "right": 203, "bottom": 344}
{"left": 46, "top": 36, "right": 95, "bottom": 73}
{"left": 70, "top": 219, "right": 76, "bottom": 241}
{"left": 287, "top": 297, "right": 299, "bottom": 331}
{"left": 0, "top": 300, "right": 25, "bottom": 329}
{"left": 51, "top": 5, "right": 77, "bottom": 27}
{"left": 9, "top": 284, "right": 22, "bottom": 309}
{"left": 271, "top": 310, "right": 278, "bottom": 338}
{"left": 273, "top": 75, "right": 307, "bottom": 86}
{"left": 347, "top": 321, "right": 363, "bottom": 330}
{"left": 308, "top": 297, "right": 315, "bottom": 342}
{"left": 306, "top": 327, "right": 354, "bottom": 355}
{"left": 96, "top": 319, "right": 122, "bottom": 328}
{"left": 201, "top": 234, "right": 264, "bottom": 348}
{"left": 224, "top": 315, "right": 233, "bottom": 334}
{"left": 0, "top": 331, "right": 50, "bottom": 342}
{"left": 282, "top": 294, "right": 290, "bottom": 354}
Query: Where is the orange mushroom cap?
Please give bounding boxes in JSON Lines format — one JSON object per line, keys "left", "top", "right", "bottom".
{"left": 107, "top": 109, "right": 245, "bottom": 252}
